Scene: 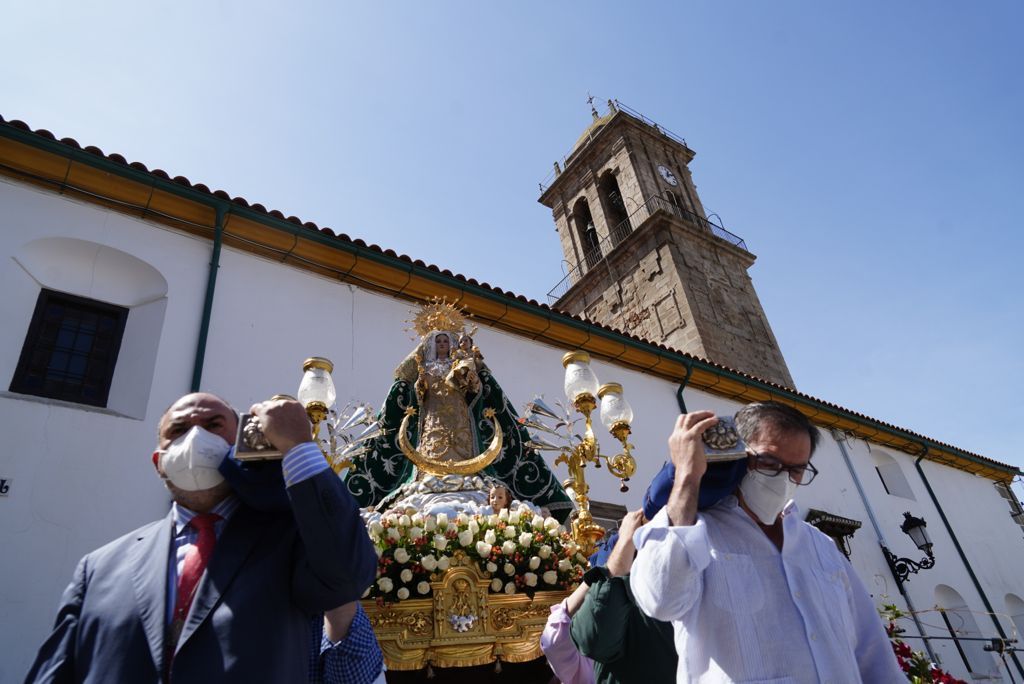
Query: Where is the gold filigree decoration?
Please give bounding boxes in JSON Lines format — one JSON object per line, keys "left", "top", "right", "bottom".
{"left": 363, "top": 566, "right": 568, "bottom": 671}
{"left": 448, "top": 550, "right": 476, "bottom": 568}
{"left": 491, "top": 604, "right": 550, "bottom": 630}
{"left": 370, "top": 608, "right": 433, "bottom": 637}
{"left": 407, "top": 297, "right": 469, "bottom": 339}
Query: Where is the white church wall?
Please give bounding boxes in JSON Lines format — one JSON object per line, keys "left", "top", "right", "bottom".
{"left": 0, "top": 179, "right": 213, "bottom": 680}
{"left": 916, "top": 457, "right": 1024, "bottom": 678}
{"left": 827, "top": 434, "right": 1024, "bottom": 679}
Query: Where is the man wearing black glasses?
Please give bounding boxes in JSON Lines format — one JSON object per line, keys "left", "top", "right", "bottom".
{"left": 630, "top": 402, "right": 902, "bottom": 683}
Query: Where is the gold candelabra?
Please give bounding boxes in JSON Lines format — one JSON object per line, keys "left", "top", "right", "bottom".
{"left": 543, "top": 352, "right": 637, "bottom": 557}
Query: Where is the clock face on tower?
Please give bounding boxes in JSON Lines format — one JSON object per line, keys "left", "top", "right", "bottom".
{"left": 657, "top": 165, "right": 679, "bottom": 186}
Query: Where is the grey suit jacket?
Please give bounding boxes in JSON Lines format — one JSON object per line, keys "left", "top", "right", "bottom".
{"left": 25, "top": 469, "right": 376, "bottom": 683}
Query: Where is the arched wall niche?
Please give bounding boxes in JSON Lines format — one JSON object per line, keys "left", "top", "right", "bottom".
{"left": 8, "top": 237, "right": 169, "bottom": 420}
{"left": 935, "top": 584, "right": 999, "bottom": 678}
{"left": 1006, "top": 594, "right": 1024, "bottom": 643}
{"left": 870, "top": 449, "right": 916, "bottom": 501}
{"left": 15, "top": 237, "right": 168, "bottom": 306}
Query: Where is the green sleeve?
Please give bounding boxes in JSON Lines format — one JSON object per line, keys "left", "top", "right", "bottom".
{"left": 570, "top": 570, "right": 629, "bottom": 664}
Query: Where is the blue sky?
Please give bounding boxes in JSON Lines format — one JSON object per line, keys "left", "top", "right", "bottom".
{"left": 2, "top": 2, "right": 1022, "bottom": 483}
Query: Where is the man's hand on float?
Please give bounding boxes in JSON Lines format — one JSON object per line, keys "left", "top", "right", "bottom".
{"left": 250, "top": 399, "right": 313, "bottom": 455}
{"left": 665, "top": 411, "right": 718, "bottom": 527}
{"left": 618, "top": 509, "right": 645, "bottom": 541}
{"left": 669, "top": 411, "right": 717, "bottom": 482}
{"left": 606, "top": 509, "right": 645, "bottom": 576}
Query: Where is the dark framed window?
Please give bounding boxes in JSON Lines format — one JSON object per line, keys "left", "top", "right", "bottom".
{"left": 10, "top": 290, "right": 128, "bottom": 408}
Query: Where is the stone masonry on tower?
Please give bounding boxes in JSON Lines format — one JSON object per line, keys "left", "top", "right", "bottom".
{"left": 540, "top": 101, "right": 795, "bottom": 389}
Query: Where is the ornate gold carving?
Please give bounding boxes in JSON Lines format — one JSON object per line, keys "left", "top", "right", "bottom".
{"left": 491, "top": 604, "right": 551, "bottom": 630}
{"left": 363, "top": 561, "right": 568, "bottom": 671}
{"left": 553, "top": 398, "right": 606, "bottom": 557}
{"left": 433, "top": 567, "right": 490, "bottom": 637}
{"left": 369, "top": 608, "right": 433, "bottom": 637}
{"left": 448, "top": 549, "right": 476, "bottom": 568}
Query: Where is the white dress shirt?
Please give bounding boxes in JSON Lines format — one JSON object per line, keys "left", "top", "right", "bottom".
{"left": 631, "top": 497, "right": 903, "bottom": 684}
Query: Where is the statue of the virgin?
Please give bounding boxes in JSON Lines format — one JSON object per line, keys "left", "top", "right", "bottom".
{"left": 344, "top": 300, "right": 572, "bottom": 521}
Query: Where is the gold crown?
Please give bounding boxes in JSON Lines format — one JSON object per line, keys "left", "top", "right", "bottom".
{"left": 407, "top": 297, "right": 469, "bottom": 338}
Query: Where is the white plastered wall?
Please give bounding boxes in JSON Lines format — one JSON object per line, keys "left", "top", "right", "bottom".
{"left": 0, "top": 179, "right": 209, "bottom": 681}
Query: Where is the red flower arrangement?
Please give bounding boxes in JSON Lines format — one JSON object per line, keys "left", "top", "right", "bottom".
{"left": 881, "top": 605, "right": 966, "bottom": 684}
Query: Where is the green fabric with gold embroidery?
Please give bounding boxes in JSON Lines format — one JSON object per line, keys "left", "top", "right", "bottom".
{"left": 343, "top": 364, "right": 572, "bottom": 521}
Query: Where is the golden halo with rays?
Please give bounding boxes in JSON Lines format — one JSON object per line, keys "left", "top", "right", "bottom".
{"left": 406, "top": 296, "right": 469, "bottom": 339}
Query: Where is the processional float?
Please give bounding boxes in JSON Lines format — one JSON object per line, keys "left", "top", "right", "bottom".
{"left": 242, "top": 300, "right": 639, "bottom": 673}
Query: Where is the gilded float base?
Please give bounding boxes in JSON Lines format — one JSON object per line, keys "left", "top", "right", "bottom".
{"left": 362, "top": 562, "right": 568, "bottom": 671}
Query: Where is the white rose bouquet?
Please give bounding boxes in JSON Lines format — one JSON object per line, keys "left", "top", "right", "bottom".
{"left": 366, "top": 507, "right": 586, "bottom": 603}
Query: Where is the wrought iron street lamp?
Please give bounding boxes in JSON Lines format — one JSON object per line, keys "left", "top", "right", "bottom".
{"left": 882, "top": 512, "right": 936, "bottom": 588}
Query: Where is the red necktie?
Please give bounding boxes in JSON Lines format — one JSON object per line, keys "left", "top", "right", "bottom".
{"left": 173, "top": 513, "right": 219, "bottom": 624}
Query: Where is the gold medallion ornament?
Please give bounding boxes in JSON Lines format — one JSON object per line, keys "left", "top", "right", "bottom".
{"left": 702, "top": 421, "right": 740, "bottom": 451}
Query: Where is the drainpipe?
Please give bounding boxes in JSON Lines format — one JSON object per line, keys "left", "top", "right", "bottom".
{"left": 675, "top": 359, "right": 694, "bottom": 414}
{"left": 190, "top": 205, "right": 226, "bottom": 392}
{"left": 914, "top": 449, "right": 1024, "bottom": 678}
{"left": 832, "top": 431, "right": 937, "bottom": 663}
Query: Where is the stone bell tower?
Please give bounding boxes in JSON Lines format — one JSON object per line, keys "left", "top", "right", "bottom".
{"left": 539, "top": 100, "right": 795, "bottom": 389}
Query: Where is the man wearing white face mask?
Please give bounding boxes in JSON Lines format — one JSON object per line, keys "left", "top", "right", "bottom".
{"left": 25, "top": 392, "right": 377, "bottom": 683}
{"left": 630, "top": 402, "right": 902, "bottom": 683}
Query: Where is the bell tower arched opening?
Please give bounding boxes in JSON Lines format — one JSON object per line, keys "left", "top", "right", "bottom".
{"left": 598, "top": 171, "right": 631, "bottom": 246}
{"left": 572, "top": 198, "right": 601, "bottom": 272}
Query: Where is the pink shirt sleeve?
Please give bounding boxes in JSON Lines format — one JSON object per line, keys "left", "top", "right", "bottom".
{"left": 539, "top": 599, "right": 595, "bottom": 684}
